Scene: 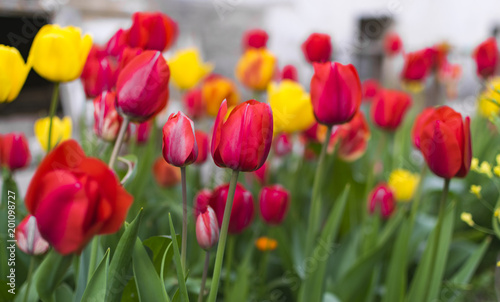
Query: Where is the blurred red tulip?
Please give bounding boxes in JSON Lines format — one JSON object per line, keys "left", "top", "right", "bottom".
{"left": 15, "top": 215, "right": 49, "bottom": 255}
{"left": 252, "top": 161, "right": 268, "bottom": 185}
{"left": 281, "top": 64, "right": 298, "bottom": 82}
{"left": 401, "top": 49, "right": 433, "bottom": 83}
{"left": 259, "top": 185, "right": 290, "bottom": 225}
{"left": 209, "top": 183, "right": 254, "bottom": 234}
{"left": 368, "top": 183, "right": 395, "bottom": 219}
{"left": 383, "top": 32, "right": 402, "bottom": 56}
{"left": 212, "top": 100, "right": 273, "bottom": 172}
{"left": 116, "top": 51, "right": 170, "bottom": 122}
{"left": 0, "top": 132, "right": 31, "bottom": 172}
{"left": 118, "top": 47, "right": 143, "bottom": 71}
{"left": 105, "top": 28, "right": 129, "bottom": 57}
{"left": 24, "top": 140, "right": 133, "bottom": 255}
{"left": 153, "top": 157, "right": 181, "bottom": 188}
{"left": 242, "top": 28, "right": 269, "bottom": 50}
{"left": 302, "top": 33, "right": 332, "bottom": 63}
{"left": 362, "top": 79, "right": 379, "bottom": 100}
{"left": 302, "top": 122, "right": 322, "bottom": 143}
{"left": 273, "top": 133, "right": 293, "bottom": 157}
{"left": 196, "top": 206, "right": 220, "bottom": 250}
{"left": 310, "top": 62, "right": 362, "bottom": 126}
{"left": 128, "top": 12, "right": 178, "bottom": 51}
{"left": 412, "top": 107, "right": 435, "bottom": 149}
{"left": 135, "top": 120, "right": 152, "bottom": 144}
{"left": 195, "top": 130, "right": 209, "bottom": 165}
{"left": 193, "top": 189, "right": 212, "bottom": 218}
{"left": 162, "top": 111, "right": 198, "bottom": 167}
{"left": 330, "top": 111, "right": 370, "bottom": 161}
{"left": 370, "top": 89, "right": 412, "bottom": 130}
{"left": 81, "top": 45, "right": 117, "bottom": 98}
{"left": 472, "top": 37, "right": 498, "bottom": 79}
{"left": 183, "top": 88, "right": 205, "bottom": 120}
{"left": 93, "top": 91, "right": 129, "bottom": 142}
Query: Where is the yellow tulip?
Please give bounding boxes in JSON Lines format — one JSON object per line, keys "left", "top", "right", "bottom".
{"left": 268, "top": 80, "right": 315, "bottom": 133}
{"left": 235, "top": 48, "right": 276, "bottom": 91}
{"left": 34, "top": 116, "right": 72, "bottom": 151}
{"left": 478, "top": 77, "right": 500, "bottom": 118}
{"left": 28, "top": 24, "right": 92, "bottom": 82}
{"left": 169, "top": 48, "right": 213, "bottom": 90}
{"left": 388, "top": 169, "right": 420, "bottom": 202}
{"left": 0, "top": 45, "right": 30, "bottom": 103}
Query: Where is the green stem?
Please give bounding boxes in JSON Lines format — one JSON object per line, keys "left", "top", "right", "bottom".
{"left": 224, "top": 236, "right": 235, "bottom": 296}
{"left": 408, "top": 165, "right": 427, "bottom": 229}
{"left": 305, "top": 126, "right": 332, "bottom": 255}
{"left": 87, "top": 236, "right": 99, "bottom": 283}
{"left": 198, "top": 251, "right": 210, "bottom": 302}
{"left": 46, "top": 82, "right": 60, "bottom": 153}
{"left": 207, "top": 170, "right": 240, "bottom": 302}
{"left": 108, "top": 116, "right": 130, "bottom": 169}
{"left": 181, "top": 166, "right": 188, "bottom": 274}
{"left": 258, "top": 250, "right": 270, "bottom": 298}
{"left": 22, "top": 256, "right": 35, "bottom": 302}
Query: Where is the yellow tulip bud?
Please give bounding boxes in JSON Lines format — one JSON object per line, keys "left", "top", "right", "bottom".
{"left": 169, "top": 48, "right": 213, "bottom": 90}
{"left": 255, "top": 237, "right": 277, "bottom": 252}
{"left": 28, "top": 24, "right": 92, "bottom": 82}
{"left": 460, "top": 212, "right": 474, "bottom": 227}
{"left": 469, "top": 185, "right": 482, "bottom": 198}
{"left": 0, "top": 45, "right": 30, "bottom": 103}
{"left": 34, "top": 116, "right": 72, "bottom": 151}
{"left": 235, "top": 48, "right": 276, "bottom": 91}
{"left": 478, "top": 77, "right": 500, "bottom": 118}
{"left": 268, "top": 80, "right": 315, "bottom": 133}
{"left": 388, "top": 169, "right": 420, "bottom": 202}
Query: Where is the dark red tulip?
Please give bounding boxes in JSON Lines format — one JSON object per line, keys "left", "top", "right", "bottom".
{"left": 0, "top": 132, "right": 31, "bottom": 172}
{"left": 368, "top": 183, "right": 395, "bottom": 219}
{"left": 370, "top": 89, "right": 412, "bottom": 130}
{"left": 196, "top": 206, "right": 219, "bottom": 250}
{"left": 153, "top": 157, "right": 181, "bottom": 188}
{"left": 281, "top": 64, "right": 298, "bottom": 82}
{"left": 259, "top": 185, "right": 290, "bottom": 225}
{"left": 242, "top": 28, "right": 269, "bottom": 50}
{"left": 162, "top": 111, "right": 198, "bottom": 167}
{"left": 193, "top": 189, "right": 212, "bottom": 218}
{"left": 116, "top": 50, "right": 170, "bottom": 122}
{"left": 135, "top": 120, "right": 152, "bottom": 144}
{"left": 362, "top": 79, "right": 379, "bottom": 100}
{"left": 183, "top": 88, "right": 205, "bottom": 120}
{"left": 330, "top": 111, "right": 370, "bottom": 161}
{"left": 310, "top": 62, "right": 362, "bottom": 126}
{"left": 211, "top": 100, "right": 273, "bottom": 172}
{"left": 472, "top": 37, "right": 498, "bottom": 79}
{"left": 383, "top": 32, "right": 402, "bottom": 56}
{"left": 273, "top": 133, "right": 293, "bottom": 157}
{"left": 81, "top": 45, "right": 117, "bottom": 98}
{"left": 93, "top": 91, "right": 129, "bottom": 142}
{"left": 105, "top": 28, "right": 128, "bottom": 57}
{"left": 128, "top": 12, "right": 178, "bottom": 51}
{"left": 302, "top": 33, "right": 332, "bottom": 63}
{"left": 209, "top": 183, "right": 254, "bottom": 234}
{"left": 194, "top": 130, "right": 209, "bottom": 165}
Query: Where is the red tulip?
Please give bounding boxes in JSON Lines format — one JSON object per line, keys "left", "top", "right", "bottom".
{"left": 310, "top": 62, "right": 362, "bottom": 126}
{"left": 24, "top": 140, "right": 133, "bottom": 255}
{"left": 415, "top": 106, "right": 471, "bottom": 179}
{"left": 211, "top": 100, "right": 273, "bottom": 172}
{"left": 209, "top": 183, "right": 254, "bottom": 234}
{"left": 81, "top": 45, "right": 117, "bottom": 98}
{"left": 0, "top": 132, "right": 31, "bottom": 171}
{"left": 383, "top": 32, "right": 402, "bottom": 56}
{"left": 196, "top": 206, "right": 220, "bottom": 250}
{"left": 472, "top": 37, "right": 498, "bottom": 79}
{"left": 302, "top": 33, "right": 332, "bottom": 63}
{"left": 128, "top": 12, "right": 178, "bottom": 51}
{"left": 162, "top": 111, "right": 198, "bottom": 167}
{"left": 153, "top": 157, "right": 181, "bottom": 188}
{"left": 105, "top": 28, "right": 128, "bottom": 57}
{"left": 242, "top": 28, "right": 269, "bottom": 50}
{"left": 281, "top": 64, "right": 298, "bottom": 82}
{"left": 401, "top": 49, "right": 433, "bottom": 82}
{"left": 259, "top": 185, "right": 290, "bottom": 225}
{"left": 135, "top": 120, "right": 152, "bottom": 144}
{"left": 193, "top": 189, "right": 212, "bottom": 218}
{"left": 330, "top": 111, "right": 370, "bottom": 161}
{"left": 362, "top": 79, "right": 379, "bottom": 100}
{"left": 273, "top": 133, "right": 293, "bottom": 157}
{"left": 194, "top": 130, "right": 209, "bottom": 165}
{"left": 252, "top": 161, "right": 268, "bottom": 185}
{"left": 368, "top": 183, "right": 395, "bottom": 219}
{"left": 370, "top": 89, "right": 412, "bottom": 130}
{"left": 118, "top": 47, "right": 143, "bottom": 71}
{"left": 15, "top": 215, "right": 49, "bottom": 255}
{"left": 183, "top": 88, "right": 205, "bottom": 120}
{"left": 411, "top": 107, "right": 435, "bottom": 148}
{"left": 116, "top": 50, "right": 170, "bottom": 122}
{"left": 93, "top": 91, "right": 129, "bottom": 142}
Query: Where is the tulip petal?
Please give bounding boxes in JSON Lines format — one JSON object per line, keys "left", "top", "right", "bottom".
{"left": 456, "top": 117, "right": 472, "bottom": 177}
{"left": 211, "top": 99, "right": 228, "bottom": 167}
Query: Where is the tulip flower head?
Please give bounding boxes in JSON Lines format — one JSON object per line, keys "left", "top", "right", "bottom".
{"left": 388, "top": 169, "right": 420, "bottom": 202}
{"left": 329, "top": 111, "right": 370, "bottom": 161}
{"left": 81, "top": 45, "right": 117, "bottom": 98}
{"left": 128, "top": 11, "right": 178, "bottom": 52}
{"left": 194, "top": 189, "right": 212, "bottom": 218}
{"left": 183, "top": 88, "right": 205, "bottom": 120}
{"left": 25, "top": 140, "right": 133, "bottom": 254}
{"left": 281, "top": 64, "right": 298, "bottom": 82}
{"left": 212, "top": 100, "right": 273, "bottom": 172}
{"left": 259, "top": 185, "right": 290, "bottom": 225}
{"left": 194, "top": 130, "right": 209, "bottom": 165}
{"left": 162, "top": 111, "right": 198, "bottom": 167}
{"left": 370, "top": 89, "right": 412, "bottom": 131}
{"left": 401, "top": 49, "right": 433, "bottom": 90}
{"left": 0, "top": 45, "right": 30, "bottom": 103}
{"left": 301, "top": 33, "right": 332, "bottom": 63}
{"left": 236, "top": 48, "right": 277, "bottom": 91}
{"left": 135, "top": 120, "right": 153, "bottom": 144}
{"left": 34, "top": 116, "right": 72, "bottom": 152}
{"left": 29, "top": 24, "right": 92, "bottom": 82}
{"left": 472, "top": 37, "right": 498, "bottom": 79}
{"left": 273, "top": 133, "right": 293, "bottom": 157}
{"left": 477, "top": 77, "right": 500, "bottom": 118}
{"left": 169, "top": 48, "right": 213, "bottom": 90}
{"left": 105, "top": 28, "right": 128, "bottom": 57}
{"left": 93, "top": 91, "right": 129, "bottom": 142}
{"left": 118, "top": 47, "right": 144, "bottom": 71}
{"left": 202, "top": 74, "right": 240, "bottom": 117}
{"left": 0, "top": 132, "right": 31, "bottom": 172}
{"left": 196, "top": 206, "right": 220, "bottom": 250}
{"left": 362, "top": 79, "right": 379, "bottom": 100}
{"left": 15, "top": 215, "right": 49, "bottom": 255}
{"left": 383, "top": 32, "right": 402, "bottom": 56}
{"left": 368, "top": 183, "right": 395, "bottom": 219}
{"left": 153, "top": 157, "right": 181, "bottom": 188}
{"left": 242, "top": 28, "right": 269, "bottom": 50}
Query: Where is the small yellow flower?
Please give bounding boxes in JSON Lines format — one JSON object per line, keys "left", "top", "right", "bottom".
{"left": 494, "top": 208, "right": 500, "bottom": 217}
{"left": 255, "top": 237, "right": 277, "bottom": 252}
{"left": 269, "top": 80, "right": 315, "bottom": 133}
{"left": 34, "top": 116, "right": 72, "bottom": 151}
{"left": 479, "top": 161, "right": 493, "bottom": 178}
{"left": 169, "top": 48, "right": 213, "bottom": 90}
{"left": 497, "top": 261, "right": 500, "bottom": 267}
{"left": 494, "top": 166, "right": 500, "bottom": 177}
{"left": 478, "top": 77, "right": 500, "bottom": 118}
{"left": 28, "top": 24, "right": 92, "bottom": 82}
{"left": 388, "top": 169, "right": 420, "bottom": 202}
{"left": 460, "top": 212, "right": 474, "bottom": 227}
{"left": 471, "top": 158, "right": 479, "bottom": 171}
{"left": 469, "top": 185, "right": 482, "bottom": 198}
{"left": 0, "top": 45, "right": 30, "bottom": 103}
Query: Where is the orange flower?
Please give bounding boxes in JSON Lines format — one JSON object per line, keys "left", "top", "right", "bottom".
{"left": 202, "top": 74, "right": 240, "bottom": 116}
{"left": 255, "top": 237, "right": 278, "bottom": 251}
{"left": 235, "top": 48, "right": 276, "bottom": 91}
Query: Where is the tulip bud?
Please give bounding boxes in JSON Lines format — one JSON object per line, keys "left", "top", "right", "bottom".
{"left": 281, "top": 64, "right": 298, "bottom": 82}
{"left": 0, "top": 132, "right": 31, "bottom": 171}
{"left": 195, "top": 130, "right": 209, "bottom": 165}
{"left": 116, "top": 51, "right": 170, "bottom": 122}
{"left": 93, "top": 91, "right": 130, "bottom": 142}
{"left": 368, "top": 183, "right": 395, "bottom": 219}
{"left": 472, "top": 37, "right": 498, "bottom": 79}
{"left": 196, "top": 206, "right": 220, "bottom": 250}
{"left": 310, "top": 62, "right": 362, "bottom": 126}
{"left": 105, "top": 28, "right": 128, "bottom": 57}
{"left": 329, "top": 111, "right": 370, "bottom": 161}
{"left": 273, "top": 133, "right": 293, "bottom": 157}
{"left": 212, "top": 100, "right": 273, "bottom": 172}
{"left": 242, "top": 28, "right": 269, "bottom": 50}
{"left": 135, "top": 120, "right": 152, "bottom": 144}
{"left": 15, "top": 215, "right": 49, "bottom": 255}
{"left": 169, "top": 48, "right": 213, "bottom": 90}
{"left": 193, "top": 189, "right": 212, "bottom": 218}
{"left": 370, "top": 89, "right": 412, "bottom": 130}
{"left": 0, "top": 45, "right": 30, "bottom": 103}
{"left": 183, "top": 88, "right": 205, "bottom": 120}
{"left": 202, "top": 74, "right": 240, "bottom": 117}
{"left": 236, "top": 49, "right": 277, "bottom": 91}
{"left": 383, "top": 32, "right": 402, "bottom": 56}
{"left": 128, "top": 12, "right": 178, "bottom": 52}
{"left": 162, "top": 111, "right": 198, "bottom": 167}
{"left": 209, "top": 183, "right": 254, "bottom": 234}
{"left": 362, "top": 79, "right": 379, "bottom": 100}
{"left": 259, "top": 185, "right": 290, "bottom": 225}
{"left": 81, "top": 45, "right": 117, "bottom": 98}
{"left": 401, "top": 49, "right": 433, "bottom": 86}
{"left": 153, "top": 157, "right": 181, "bottom": 188}
{"left": 301, "top": 33, "right": 332, "bottom": 63}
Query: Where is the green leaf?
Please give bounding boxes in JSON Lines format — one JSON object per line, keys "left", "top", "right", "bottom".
{"left": 450, "top": 236, "right": 491, "bottom": 285}
{"left": 227, "top": 246, "right": 254, "bottom": 301}
{"left": 35, "top": 249, "right": 74, "bottom": 302}
{"left": 54, "top": 283, "right": 73, "bottom": 302}
{"left": 106, "top": 209, "right": 144, "bottom": 302}
{"left": 168, "top": 214, "right": 189, "bottom": 302}
{"left": 118, "top": 155, "right": 138, "bottom": 186}
{"left": 143, "top": 235, "right": 180, "bottom": 277}
{"left": 133, "top": 238, "right": 169, "bottom": 302}
{"left": 81, "top": 249, "right": 110, "bottom": 301}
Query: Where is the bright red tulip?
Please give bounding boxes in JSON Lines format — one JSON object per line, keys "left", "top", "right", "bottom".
{"left": 368, "top": 183, "right": 395, "bottom": 219}
{"left": 135, "top": 120, "right": 152, "bottom": 144}
{"left": 127, "top": 12, "right": 178, "bottom": 52}
{"left": 401, "top": 49, "right": 433, "bottom": 82}
{"left": 15, "top": 215, "right": 49, "bottom": 255}
{"left": 0, "top": 132, "right": 31, "bottom": 171}
{"left": 259, "top": 185, "right": 290, "bottom": 225}
{"left": 162, "top": 111, "right": 198, "bottom": 167}
{"left": 193, "top": 189, "right": 212, "bottom": 218}
{"left": 93, "top": 91, "right": 130, "bottom": 142}
{"left": 415, "top": 106, "right": 471, "bottom": 179}
{"left": 183, "top": 88, "right": 205, "bottom": 120}
{"left": 242, "top": 28, "right": 269, "bottom": 50}
{"left": 383, "top": 32, "right": 402, "bottom": 56}
{"left": 153, "top": 157, "right": 181, "bottom": 188}
{"left": 310, "top": 62, "right": 362, "bottom": 126}
{"left": 194, "top": 130, "right": 209, "bottom": 165}
{"left": 370, "top": 89, "right": 412, "bottom": 130}
{"left": 105, "top": 28, "right": 128, "bottom": 57}
{"left": 81, "top": 45, "right": 117, "bottom": 98}
{"left": 211, "top": 100, "right": 273, "bottom": 172}
{"left": 302, "top": 33, "right": 332, "bottom": 63}
{"left": 472, "top": 37, "right": 498, "bottom": 79}
{"left": 24, "top": 140, "right": 133, "bottom": 255}
{"left": 273, "top": 133, "right": 293, "bottom": 157}
{"left": 411, "top": 107, "right": 435, "bottom": 148}
{"left": 281, "top": 64, "right": 298, "bottom": 82}
{"left": 196, "top": 206, "right": 220, "bottom": 250}
{"left": 118, "top": 47, "right": 143, "bottom": 71}
{"left": 330, "top": 111, "right": 370, "bottom": 161}
{"left": 209, "top": 183, "right": 254, "bottom": 234}
{"left": 116, "top": 50, "right": 170, "bottom": 122}
{"left": 362, "top": 79, "right": 379, "bottom": 100}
